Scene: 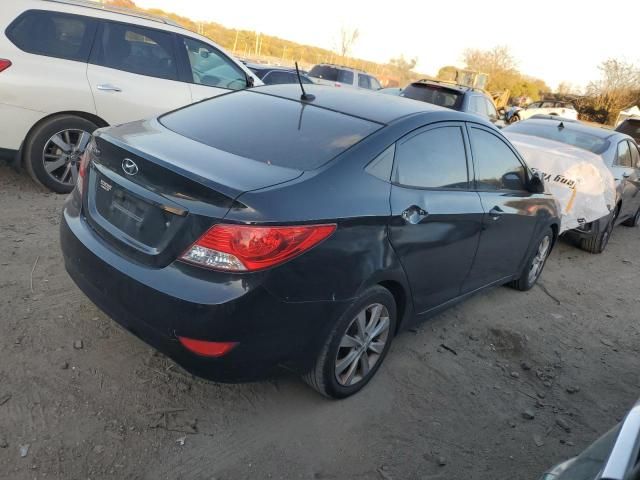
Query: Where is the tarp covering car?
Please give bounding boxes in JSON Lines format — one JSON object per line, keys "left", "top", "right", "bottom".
{"left": 505, "top": 132, "right": 616, "bottom": 233}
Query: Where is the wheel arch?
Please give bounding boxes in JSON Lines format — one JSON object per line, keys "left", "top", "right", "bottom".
{"left": 19, "top": 111, "right": 109, "bottom": 166}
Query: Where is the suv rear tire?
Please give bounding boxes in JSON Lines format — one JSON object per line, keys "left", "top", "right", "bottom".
{"left": 24, "top": 115, "right": 98, "bottom": 193}
{"left": 303, "top": 285, "right": 397, "bottom": 399}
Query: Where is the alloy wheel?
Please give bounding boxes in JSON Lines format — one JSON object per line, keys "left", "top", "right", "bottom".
{"left": 528, "top": 235, "right": 551, "bottom": 284}
{"left": 334, "top": 303, "right": 390, "bottom": 387}
{"left": 42, "top": 129, "right": 92, "bottom": 186}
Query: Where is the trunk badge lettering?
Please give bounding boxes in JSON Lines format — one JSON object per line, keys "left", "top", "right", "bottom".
{"left": 122, "top": 158, "right": 139, "bottom": 176}
{"left": 100, "top": 179, "right": 112, "bottom": 192}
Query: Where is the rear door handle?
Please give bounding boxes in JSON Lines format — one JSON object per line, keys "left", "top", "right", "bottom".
{"left": 96, "top": 84, "right": 122, "bottom": 92}
{"left": 401, "top": 205, "right": 428, "bottom": 224}
{"left": 489, "top": 206, "right": 504, "bottom": 220}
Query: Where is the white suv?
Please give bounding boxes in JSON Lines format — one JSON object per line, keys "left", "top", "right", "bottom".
{"left": 0, "top": 0, "right": 262, "bottom": 192}
{"left": 308, "top": 64, "right": 382, "bottom": 91}
{"left": 508, "top": 101, "right": 578, "bottom": 123}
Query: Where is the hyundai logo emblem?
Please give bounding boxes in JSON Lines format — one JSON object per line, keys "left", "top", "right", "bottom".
{"left": 121, "top": 158, "right": 139, "bottom": 176}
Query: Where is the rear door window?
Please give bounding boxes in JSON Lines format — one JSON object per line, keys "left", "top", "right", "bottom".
{"left": 91, "top": 22, "right": 178, "bottom": 81}
{"left": 617, "top": 140, "right": 632, "bottom": 167}
{"left": 469, "top": 127, "right": 527, "bottom": 191}
{"left": 180, "top": 37, "right": 247, "bottom": 90}
{"left": 358, "top": 74, "right": 370, "bottom": 89}
{"left": 160, "top": 90, "right": 381, "bottom": 170}
{"left": 629, "top": 141, "right": 640, "bottom": 168}
{"left": 369, "top": 76, "right": 382, "bottom": 90}
{"left": 337, "top": 69, "right": 354, "bottom": 84}
{"left": 7, "top": 10, "right": 96, "bottom": 62}
{"left": 393, "top": 125, "right": 469, "bottom": 189}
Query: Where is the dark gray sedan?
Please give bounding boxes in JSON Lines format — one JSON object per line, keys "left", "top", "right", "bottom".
{"left": 504, "top": 119, "right": 640, "bottom": 253}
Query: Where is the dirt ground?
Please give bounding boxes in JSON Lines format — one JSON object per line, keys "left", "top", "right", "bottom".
{"left": 1, "top": 161, "right": 639, "bottom": 480}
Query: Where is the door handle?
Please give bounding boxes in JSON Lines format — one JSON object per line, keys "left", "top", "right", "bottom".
{"left": 489, "top": 206, "right": 504, "bottom": 220}
{"left": 401, "top": 205, "right": 428, "bottom": 224}
{"left": 96, "top": 84, "right": 122, "bottom": 92}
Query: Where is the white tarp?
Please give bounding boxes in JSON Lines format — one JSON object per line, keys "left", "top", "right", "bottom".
{"left": 505, "top": 132, "right": 616, "bottom": 233}
{"left": 615, "top": 105, "right": 640, "bottom": 127}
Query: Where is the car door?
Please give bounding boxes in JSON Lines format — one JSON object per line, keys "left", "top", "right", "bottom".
{"left": 613, "top": 140, "right": 640, "bottom": 219}
{"left": 462, "top": 124, "right": 540, "bottom": 291}
{"left": 87, "top": 21, "right": 192, "bottom": 125}
{"left": 176, "top": 36, "right": 250, "bottom": 102}
{"left": 388, "top": 123, "right": 484, "bottom": 313}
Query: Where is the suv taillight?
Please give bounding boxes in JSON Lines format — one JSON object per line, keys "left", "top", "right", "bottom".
{"left": 0, "top": 59, "right": 11, "bottom": 73}
{"left": 180, "top": 224, "right": 337, "bottom": 272}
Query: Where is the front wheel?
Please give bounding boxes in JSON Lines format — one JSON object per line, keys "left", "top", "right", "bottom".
{"left": 622, "top": 207, "right": 640, "bottom": 227}
{"left": 509, "top": 229, "right": 553, "bottom": 291}
{"left": 580, "top": 207, "right": 618, "bottom": 254}
{"left": 303, "top": 286, "right": 397, "bottom": 398}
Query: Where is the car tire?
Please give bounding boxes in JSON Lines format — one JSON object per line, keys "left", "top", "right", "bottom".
{"left": 509, "top": 114, "right": 520, "bottom": 124}
{"left": 24, "top": 115, "right": 99, "bottom": 193}
{"left": 580, "top": 207, "right": 618, "bottom": 254}
{"left": 303, "top": 285, "right": 397, "bottom": 399}
{"left": 622, "top": 207, "right": 640, "bottom": 227}
{"left": 509, "top": 228, "right": 553, "bottom": 291}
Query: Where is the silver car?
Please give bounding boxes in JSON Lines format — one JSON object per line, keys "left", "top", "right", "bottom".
{"left": 540, "top": 398, "right": 640, "bottom": 479}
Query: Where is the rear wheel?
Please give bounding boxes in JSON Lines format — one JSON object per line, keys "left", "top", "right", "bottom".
{"left": 303, "top": 286, "right": 396, "bottom": 398}
{"left": 24, "top": 115, "right": 98, "bottom": 193}
{"left": 580, "top": 207, "right": 618, "bottom": 253}
{"left": 509, "top": 114, "right": 520, "bottom": 124}
{"left": 622, "top": 207, "right": 640, "bottom": 227}
{"left": 509, "top": 228, "right": 553, "bottom": 291}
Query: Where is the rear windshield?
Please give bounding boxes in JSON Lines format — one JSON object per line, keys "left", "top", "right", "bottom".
{"left": 309, "top": 65, "right": 354, "bottom": 84}
{"left": 504, "top": 122, "right": 610, "bottom": 154}
{"left": 616, "top": 119, "right": 640, "bottom": 140}
{"left": 401, "top": 84, "right": 462, "bottom": 110}
{"left": 160, "top": 91, "right": 381, "bottom": 170}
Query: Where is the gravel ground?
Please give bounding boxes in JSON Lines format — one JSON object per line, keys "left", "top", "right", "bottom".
{"left": 1, "top": 161, "right": 639, "bottom": 480}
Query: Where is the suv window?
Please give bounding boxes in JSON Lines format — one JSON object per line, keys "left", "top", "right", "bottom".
{"left": 541, "top": 101, "right": 555, "bottom": 108}
{"left": 484, "top": 98, "right": 498, "bottom": 120}
{"left": 527, "top": 102, "right": 541, "bottom": 109}
{"left": 263, "top": 70, "right": 308, "bottom": 84}
{"left": 617, "top": 140, "right": 632, "bottom": 167}
{"left": 629, "top": 141, "right": 640, "bottom": 168}
{"left": 309, "top": 65, "right": 353, "bottom": 84}
{"left": 402, "top": 84, "right": 462, "bottom": 109}
{"left": 393, "top": 126, "right": 468, "bottom": 189}
{"left": 469, "top": 96, "right": 485, "bottom": 116}
{"left": 369, "top": 76, "right": 382, "bottom": 90}
{"left": 615, "top": 119, "right": 640, "bottom": 142}
{"left": 182, "top": 37, "right": 246, "bottom": 89}
{"left": 470, "top": 127, "right": 527, "bottom": 191}
{"left": 7, "top": 10, "right": 96, "bottom": 62}
{"left": 358, "top": 74, "right": 370, "bottom": 89}
{"left": 92, "top": 22, "right": 177, "bottom": 81}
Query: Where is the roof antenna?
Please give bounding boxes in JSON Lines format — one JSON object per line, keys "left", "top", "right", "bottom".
{"left": 295, "top": 62, "right": 315, "bottom": 102}
{"left": 558, "top": 121, "right": 565, "bottom": 130}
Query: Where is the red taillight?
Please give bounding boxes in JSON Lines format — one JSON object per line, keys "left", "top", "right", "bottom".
{"left": 178, "top": 337, "right": 238, "bottom": 357}
{"left": 180, "top": 224, "right": 337, "bottom": 271}
{"left": 0, "top": 59, "right": 11, "bottom": 73}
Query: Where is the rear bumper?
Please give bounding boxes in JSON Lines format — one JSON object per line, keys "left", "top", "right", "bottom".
{"left": 60, "top": 201, "right": 350, "bottom": 382}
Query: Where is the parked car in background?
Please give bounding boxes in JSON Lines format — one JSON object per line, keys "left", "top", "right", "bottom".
{"left": 615, "top": 117, "right": 640, "bottom": 143}
{"left": 378, "top": 87, "right": 403, "bottom": 96}
{"left": 401, "top": 79, "right": 504, "bottom": 126}
{"left": 508, "top": 101, "right": 578, "bottom": 123}
{"left": 0, "top": 0, "right": 261, "bottom": 193}
{"left": 504, "top": 118, "right": 640, "bottom": 253}
{"left": 61, "top": 84, "right": 559, "bottom": 398}
{"left": 245, "top": 62, "right": 313, "bottom": 85}
{"left": 539, "top": 397, "right": 640, "bottom": 480}
{"left": 308, "top": 63, "right": 382, "bottom": 90}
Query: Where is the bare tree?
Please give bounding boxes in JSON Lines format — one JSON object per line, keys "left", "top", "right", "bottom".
{"left": 338, "top": 27, "right": 360, "bottom": 59}
{"left": 586, "top": 59, "right": 640, "bottom": 121}
{"left": 389, "top": 55, "right": 418, "bottom": 84}
{"left": 463, "top": 45, "right": 516, "bottom": 76}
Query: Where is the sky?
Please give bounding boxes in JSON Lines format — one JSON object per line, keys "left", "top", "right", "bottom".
{"left": 136, "top": 0, "right": 640, "bottom": 90}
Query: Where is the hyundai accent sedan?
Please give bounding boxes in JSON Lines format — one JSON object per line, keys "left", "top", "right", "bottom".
{"left": 60, "top": 85, "right": 560, "bottom": 398}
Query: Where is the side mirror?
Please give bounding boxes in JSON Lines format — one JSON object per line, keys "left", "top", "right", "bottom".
{"left": 246, "top": 75, "right": 255, "bottom": 88}
{"left": 527, "top": 171, "right": 545, "bottom": 193}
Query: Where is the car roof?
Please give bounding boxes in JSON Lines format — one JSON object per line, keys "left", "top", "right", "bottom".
{"left": 407, "top": 79, "right": 486, "bottom": 96}
{"left": 251, "top": 84, "right": 452, "bottom": 124}
{"left": 517, "top": 118, "right": 621, "bottom": 140}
